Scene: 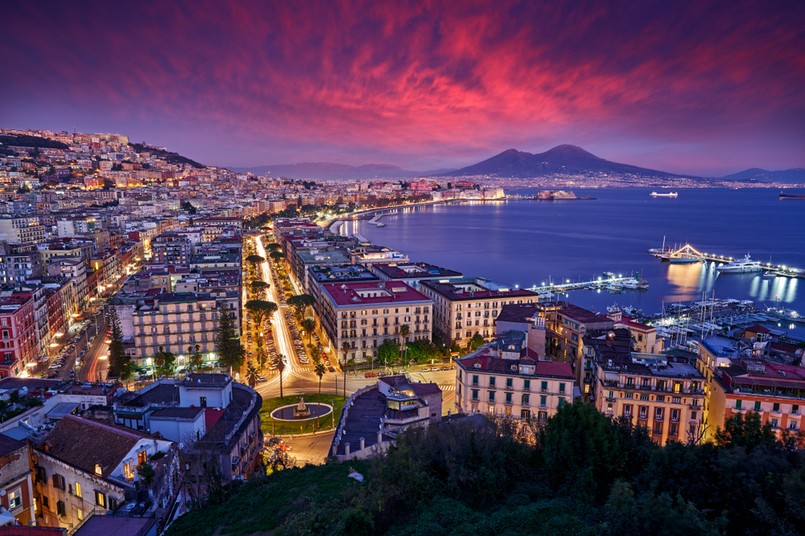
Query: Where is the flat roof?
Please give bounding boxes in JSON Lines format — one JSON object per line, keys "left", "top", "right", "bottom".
{"left": 321, "top": 281, "right": 432, "bottom": 307}
{"left": 372, "top": 262, "right": 462, "bottom": 280}
{"left": 419, "top": 278, "right": 538, "bottom": 301}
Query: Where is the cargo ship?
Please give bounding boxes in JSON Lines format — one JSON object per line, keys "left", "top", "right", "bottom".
{"left": 779, "top": 191, "right": 805, "bottom": 200}
{"left": 650, "top": 191, "right": 678, "bottom": 198}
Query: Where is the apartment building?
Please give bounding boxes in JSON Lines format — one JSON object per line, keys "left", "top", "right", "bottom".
{"left": 589, "top": 329, "right": 706, "bottom": 446}
{"left": 318, "top": 281, "right": 432, "bottom": 365}
{"left": 0, "top": 217, "right": 46, "bottom": 244}
{"left": 698, "top": 338, "right": 804, "bottom": 441}
{"left": 370, "top": 261, "right": 463, "bottom": 291}
{"left": 114, "top": 374, "right": 263, "bottom": 482}
{"left": 32, "top": 415, "right": 178, "bottom": 531}
{"left": 0, "top": 434, "right": 35, "bottom": 526}
{"left": 541, "top": 301, "right": 615, "bottom": 387}
{"left": 419, "top": 277, "right": 538, "bottom": 347}
{"left": 130, "top": 292, "right": 224, "bottom": 367}
{"left": 455, "top": 343, "right": 575, "bottom": 420}
{"left": 0, "top": 293, "right": 36, "bottom": 378}
{"left": 151, "top": 233, "right": 193, "bottom": 266}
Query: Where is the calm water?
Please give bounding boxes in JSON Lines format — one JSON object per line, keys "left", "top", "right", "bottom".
{"left": 347, "top": 188, "right": 805, "bottom": 332}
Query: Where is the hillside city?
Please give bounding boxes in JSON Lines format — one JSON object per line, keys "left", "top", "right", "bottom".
{"left": 0, "top": 129, "right": 801, "bottom": 534}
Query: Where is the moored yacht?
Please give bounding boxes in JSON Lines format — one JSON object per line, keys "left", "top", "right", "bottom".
{"left": 716, "top": 254, "right": 762, "bottom": 273}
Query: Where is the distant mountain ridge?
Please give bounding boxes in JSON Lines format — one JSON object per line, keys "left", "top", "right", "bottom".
{"left": 232, "top": 162, "right": 429, "bottom": 180}
{"left": 720, "top": 168, "right": 805, "bottom": 183}
{"left": 441, "top": 144, "right": 681, "bottom": 178}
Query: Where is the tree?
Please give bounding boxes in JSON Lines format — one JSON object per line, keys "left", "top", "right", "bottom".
{"left": 714, "top": 412, "right": 779, "bottom": 451}
{"left": 301, "top": 317, "right": 316, "bottom": 343}
{"left": 341, "top": 342, "right": 351, "bottom": 399}
{"left": 246, "top": 254, "right": 265, "bottom": 265}
{"left": 377, "top": 339, "right": 399, "bottom": 369}
{"left": 216, "top": 304, "right": 245, "bottom": 373}
{"left": 265, "top": 242, "right": 282, "bottom": 252}
{"left": 137, "top": 462, "right": 156, "bottom": 487}
{"left": 287, "top": 294, "right": 315, "bottom": 318}
{"left": 245, "top": 300, "right": 278, "bottom": 334}
{"left": 468, "top": 333, "right": 485, "bottom": 351}
{"left": 154, "top": 346, "right": 176, "bottom": 378}
{"left": 250, "top": 280, "right": 270, "bottom": 294}
{"left": 189, "top": 344, "right": 203, "bottom": 371}
{"left": 399, "top": 324, "right": 410, "bottom": 364}
{"left": 314, "top": 360, "right": 326, "bottom": 431}
{"left": 245, "top": 361, "right": 259, "bottom": 388}
{"left": 269, "top": 250, "right": 284, "bottom": 261}
{"left": 107, "top": 307, "right": 133, "bottom": 380}
{"left": 277, "top": 355, "right": 286, "bottom": 399}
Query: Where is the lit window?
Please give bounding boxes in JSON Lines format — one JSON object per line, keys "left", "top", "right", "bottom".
{"left": 75, "top": 482, "right": 82, "bottom": 497}
{"left": 94, "top": 464, "right": 102, "bottom": 476}
{"left": 123, "top": 463, "right": 134, "bottom": 480}
{"left": 8, "top": 488, "right": 21, "bottom": 510}
{"left": 95, "top": 491, "right": 106, "bottom": 508}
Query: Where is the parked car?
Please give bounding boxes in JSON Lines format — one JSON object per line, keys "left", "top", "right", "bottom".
{"left": 364, "top": 371, "right": 377, "bottom": 378}
{"left": 328, "top": 366, "right": 335, "bottom": 372}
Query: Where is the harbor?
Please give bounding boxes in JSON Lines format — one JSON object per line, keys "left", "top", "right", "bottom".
{"left": 526, "top": 272, "right": 648, "bottom": 298}
{"left": 649, "top": 242, "right": 804, "bottom": 278}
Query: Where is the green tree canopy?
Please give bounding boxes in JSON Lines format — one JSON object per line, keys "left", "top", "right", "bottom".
{"left": 377, "top": 339, "right": 399, "bottom": 367}
{"left": 245, "top": 300, "right": 278, "bottom": 332}
{"left": 287, "top": 294, "right": 315, "bottom": 317}
{"left": 107, "top": 307, "right": 133, "bottom": 380}
{"left": 216, "top": 305, "right": 244, "bottom": 372}
{"left": 246, "top": 254, "right": 265, "bottom": 264}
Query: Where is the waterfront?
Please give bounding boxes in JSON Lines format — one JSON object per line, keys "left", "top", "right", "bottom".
{"left": 347, "top": 188, "right": 805, "bottom": 331}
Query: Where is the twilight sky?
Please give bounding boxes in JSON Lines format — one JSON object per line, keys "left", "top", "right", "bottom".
{"left": 2, "top": 0, "right": 804, "bottom": 175}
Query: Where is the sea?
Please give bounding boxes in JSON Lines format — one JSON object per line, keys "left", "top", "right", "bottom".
{"left": 344, "top": 188, "right": 805, "bottom": 337}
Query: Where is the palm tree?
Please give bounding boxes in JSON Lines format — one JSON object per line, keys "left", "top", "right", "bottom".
{"left": 301, "top": 317, "right": 316, "bottom": 344}
{"left": 341, "top": 341, "right": 351, "bottom": 399}
{"left": 277, "top": 354, "right": 286, "bottom": 399}
{"left": 399, "top": 324, "right": 410, "bottom": 366}
{"left": 314, "top": 360, "right": 326, "bottom": 431}
{"left": 245, "top": 361, "right": 259, "bottom": 388}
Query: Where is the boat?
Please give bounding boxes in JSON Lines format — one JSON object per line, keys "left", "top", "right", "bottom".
{"left": 715, "top": 254, "right": 762, "bottom": 273}
{"left": 669, "top": 254, "right": 702, "bottom": 264}
{"left": 650, "top": 191, "right": 678, "bottom": 198}
{"left": 779, "top": 191, "right": 805, "bottom": 200}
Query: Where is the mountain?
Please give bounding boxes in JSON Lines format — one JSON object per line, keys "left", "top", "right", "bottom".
{"left": 442, "top": 144, "right": 680, "bottom": 178}
{"left": 233, "top": 162, "right": 427, "bottom": 180}
{"left": 721, "top": 168, "right": 805, "bottom": 183}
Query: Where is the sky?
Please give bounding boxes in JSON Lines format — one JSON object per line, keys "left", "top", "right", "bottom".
{"left": 1, "top": 0, "right": 804, "bottom": 176}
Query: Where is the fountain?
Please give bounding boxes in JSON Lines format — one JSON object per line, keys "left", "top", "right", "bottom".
{"left": 293, "top": 397, "right": 311, "bottom": 418}
{"left": 271, "top": 397, "right": 333, "bottom": 421}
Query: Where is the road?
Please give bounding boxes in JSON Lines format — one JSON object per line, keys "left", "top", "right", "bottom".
{"left": 79, "top": 310, "right": 109, "bottom": 382}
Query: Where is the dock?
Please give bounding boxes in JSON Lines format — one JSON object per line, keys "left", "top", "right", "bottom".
{"left": 526, "top": 273, "right": 648, "bottom": 296}
{"left": 648, "top": 243, "right": 804, "bottom": 278}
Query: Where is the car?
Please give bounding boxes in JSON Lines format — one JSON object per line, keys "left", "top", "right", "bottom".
{"left": 257, "top": 376, "right": 267, "bottom": 382}
{"left": 47, "top": 370, "right": 59, "bottom": 378}
{"left": 328, "top": 366, "right": 335, "bottom": 372}
{"left": 364, "top": 371, "right": 377, "bottom": 378}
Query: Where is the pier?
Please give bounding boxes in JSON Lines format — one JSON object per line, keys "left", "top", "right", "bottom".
{"left": 648, "top": 243, "right": 804, "bottom": 278}
{"left": 526, "top": 273, "right": 648, "bottom": 296}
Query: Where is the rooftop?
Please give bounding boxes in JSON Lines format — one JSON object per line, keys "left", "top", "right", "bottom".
{"left": 420, "top": 277, "right": 538, "bottom": 301}
{"left": 496, "top": 303, "right": 541, "bottom": 323}
{"left": 458, "top": 354, "right": 574, "bottom": 379}
{"left": 321, "top": 281, "right": 431, "bottom": 307}
{"left": 371, "top": 262, "right": 462, "bottom": 281}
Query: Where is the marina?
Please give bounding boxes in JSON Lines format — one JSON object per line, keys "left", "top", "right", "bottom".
{"left": 526, "top": 272, "right": 648, "bottom": 298}
{"left": 649, "top": 243, "right": 804, "bottom": 278}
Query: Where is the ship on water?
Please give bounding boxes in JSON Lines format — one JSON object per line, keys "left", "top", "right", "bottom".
{"left": 650, "top": 191, "right": 678, "bottom": 198}
{"left": 779, "top": 191, "right": 805, "bottom": 200}
{"left": 716, "top": 254, "right": 763, "bottom": 273}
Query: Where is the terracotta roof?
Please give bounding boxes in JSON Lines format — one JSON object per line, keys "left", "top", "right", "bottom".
{"left": 458, "top": 354, "right": 574, "bottom": 379}
{"left": 42, "top": 415, "right": 146, "bottom": 479}
{"left": 496, "top": 303, "right": 542, "bottom": 323}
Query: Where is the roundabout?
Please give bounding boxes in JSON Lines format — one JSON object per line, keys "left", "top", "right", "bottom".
{"left": 270, "top": 397, "right": 333, "bottom": 421}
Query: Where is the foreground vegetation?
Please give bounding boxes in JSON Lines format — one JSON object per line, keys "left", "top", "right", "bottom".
{"left": 260, "top": 393, "right": 346, "bottom": 436}
{"left": 168, "top": 403, "right": 804, "bottom": 536}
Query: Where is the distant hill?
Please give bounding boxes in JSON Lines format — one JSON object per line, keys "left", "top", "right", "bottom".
{"left": 721, "top": 168, "right": 805, "bottom": 183}
{"left": 130, "top": 142, "right": 205, "bottom": 169}
{"left": 442, "top": 144, "right": 681, "bottom": 178}
{"left": 234, "top": 162, "right": 428, "bottom": 180}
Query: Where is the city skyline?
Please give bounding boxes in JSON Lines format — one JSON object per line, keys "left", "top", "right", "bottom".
{"left": 3, "top": 0, "right": 805, "bottom": 175}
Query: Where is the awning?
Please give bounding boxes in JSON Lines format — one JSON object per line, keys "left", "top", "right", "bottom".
{"left": 0, "top": 508, "right": 17, "bottom": 526}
